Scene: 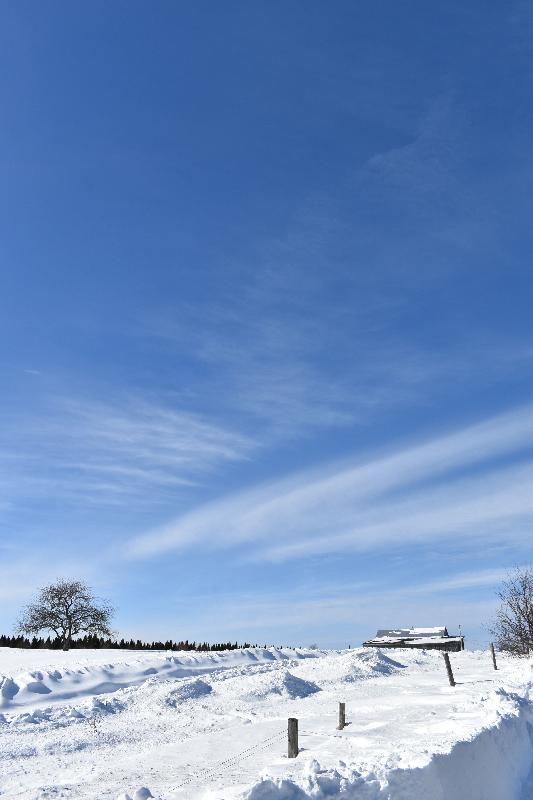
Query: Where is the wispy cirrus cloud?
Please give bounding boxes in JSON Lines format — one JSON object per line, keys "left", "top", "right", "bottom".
{"left": 141, "top": 91, "right": 533, "bottom": 446}
{"left": 127, "top": 403, "right": 533, "bottom": 560}
{"left": 146, "top": 297, "right": 359, "bottom": 437}
{"left": 0, "top": 395, "right": 255, "bottom": 508}
{"left": 166, "top": 567, "right": 506, "bottom": 644}
{"left": 149, "top": 283, "right": 533, "bottom": 448}
{"left": 405, "top": 567, "right": 518, "bottom": 595}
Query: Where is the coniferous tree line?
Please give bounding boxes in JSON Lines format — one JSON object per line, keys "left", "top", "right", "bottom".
{"left": 0, "top": 633, "right": 260, "bottom": 651}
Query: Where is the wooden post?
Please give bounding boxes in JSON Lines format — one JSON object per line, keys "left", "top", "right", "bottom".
{"left": 288, "top": 718, "right": 298, "bottom": 758}
{"left": 443, "top": 652, "right": 455, "bottom": 687}
{"left": 490, "top": 642, "right": 498, "bottom": 670}
{"left": 337, "top": 702, "right": 346, "bottom": 730}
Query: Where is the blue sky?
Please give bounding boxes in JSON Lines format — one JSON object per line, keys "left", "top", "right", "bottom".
{"left": 1, "top": 2, "right": 533, "bottom": 647}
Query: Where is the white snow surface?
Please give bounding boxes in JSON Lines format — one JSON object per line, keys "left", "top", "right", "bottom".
{"left": 0, "top": 646, "right": 532, "bottom": 799}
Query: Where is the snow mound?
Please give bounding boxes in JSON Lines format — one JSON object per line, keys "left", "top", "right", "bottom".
{"left": 117, "top": 789, "right": 154, "bottom": 800}
{"left": 0, "top": 677, "right": 19, "bottom": 702}
{"left": 352, "top": 649, "right": 406, "bottom": 675}
{"left": 299, "top": 648, "right": 406, "bottom": 686}
{"left": 245, "top": 759, "right": 375, "bottom": 799}
{"left": 165, "top": 678, "right": 212, "bottom": 707}
{"left": 90, "top": 697, "right": 125, "bottom": 715}
{"left": 133, "top": 789, "right": 153, "bottom": 800}
{"left": 13, "top": 710, "right": 50, "bottom": 725}
{"left": 242, "top": 670, "right": 320, "bottom": 701}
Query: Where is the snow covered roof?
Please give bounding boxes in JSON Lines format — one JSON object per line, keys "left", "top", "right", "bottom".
{"left": 375, "top": 627, "right": 448, "bottom": 639}
{"left": 363, "top": 626, "right": 464, "bottom": 651}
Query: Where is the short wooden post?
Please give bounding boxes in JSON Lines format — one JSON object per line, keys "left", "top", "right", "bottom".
{"left": 288, "top": 717, "right": 298, "bottom": 758}
{"left": 490, "top": 642, "right": 498, "bottom": 670}
{"left": 443, "top": 652, "right": 455, "bottom": 687}
{"left": 337, "top": 702, "right": 346, "bottom": 730}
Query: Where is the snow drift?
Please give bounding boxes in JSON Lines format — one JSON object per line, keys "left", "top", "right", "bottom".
{"left": 240, "top": 670, "right": 321, "bottom": 701}
{"left": 0, "top": 647, "right": 318, "bottom": 712}
{"left": 1, "top": 647, "right": 532, "bottom": 799}
{"left": 243, "top": 685, "right": 533, "bottom": 800}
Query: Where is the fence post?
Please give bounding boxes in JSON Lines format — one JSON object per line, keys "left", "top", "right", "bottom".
{"left": 443, "top": 652, "right": 455, "bottom": 687}
{"left": 288, "top": 718, "right": 298, "bottom": 758}
{"left": 337, "top": 702, "right": 346, "bottom": 730}
{"left": 490, "top": 642, "right": 498, "bottom": 670}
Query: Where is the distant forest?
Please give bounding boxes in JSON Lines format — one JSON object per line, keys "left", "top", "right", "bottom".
{"left": 0, "top": 634, "right": 259, "bottom": 651}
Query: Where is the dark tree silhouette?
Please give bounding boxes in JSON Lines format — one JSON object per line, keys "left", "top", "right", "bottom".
{"left": 490, "top": 567, "right": 533, "bottom": 655}
{"left": 0, "top": 633, "right": 257, "bottom": 651}
{"left": 17, "top": 579, "right": 114, "bottom": 650}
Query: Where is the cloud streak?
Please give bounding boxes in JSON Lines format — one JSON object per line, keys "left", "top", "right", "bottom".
{"left": 0, "top": 396, "right": 255, "bottom": 508}
{"left": 170, "top": 567, "right": 504, "bottom": 642}
{"left": 128, "top": 403, "right": 533, "bottom": 560}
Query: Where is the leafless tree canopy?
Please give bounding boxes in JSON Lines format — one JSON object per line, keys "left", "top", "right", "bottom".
{"left": 490, "top": 567, "right": 533, "bottom": 655}
{"left": 17, "top": 579, "right": 114, "bottom": 650}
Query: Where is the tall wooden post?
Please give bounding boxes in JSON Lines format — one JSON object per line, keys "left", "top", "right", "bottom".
{"left": 337, "top": 702, "right": 346, "bottom": 730}
{"left": 288, "top": 718, "right": 299, "bottom": 758}
{"left": 443, "top": 652, "right": 455, "bottom": 687}
{"left": 490, "top": 642, "right": 498, "bottom": 670}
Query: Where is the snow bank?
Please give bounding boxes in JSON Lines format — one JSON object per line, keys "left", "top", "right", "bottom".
{"left": 243, "top": 686, "right": 533, "bottom": 800}
{"left": 0, "top": 647, "right": 317, "bottom": 712}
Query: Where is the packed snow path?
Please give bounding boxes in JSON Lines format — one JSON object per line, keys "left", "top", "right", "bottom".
{"left": 0, "top": 647, "right": 532, "bottom": 799}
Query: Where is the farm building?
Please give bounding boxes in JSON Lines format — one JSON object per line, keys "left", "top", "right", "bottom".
{"left": 363, "top": 626, "right": 464, "bottom": 652}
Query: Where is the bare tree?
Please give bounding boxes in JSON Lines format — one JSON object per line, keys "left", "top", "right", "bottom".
{"left": 17, "top": 579, "right": 114, "bottom": 650}
{"left": 490, "top": 567, "right": 533, "bottom": 655}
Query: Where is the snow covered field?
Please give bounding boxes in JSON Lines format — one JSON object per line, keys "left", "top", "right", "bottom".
{"left": 1, "top": 646, "right": 532, "bottom": 799}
